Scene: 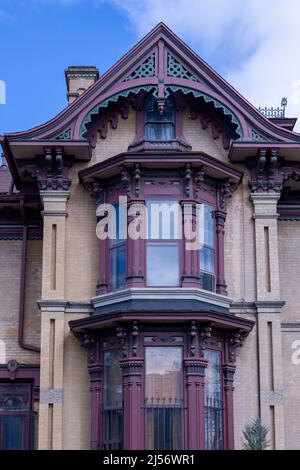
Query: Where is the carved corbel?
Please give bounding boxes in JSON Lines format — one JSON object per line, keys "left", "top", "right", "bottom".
{"left": 199, "top": 323, "right": 213, "bottom": 358}
{"left": 228, "top": 330, "right": 246, "bottom": 364}
{"left": 84, "top": 180, "right": 104, "bottom": 205}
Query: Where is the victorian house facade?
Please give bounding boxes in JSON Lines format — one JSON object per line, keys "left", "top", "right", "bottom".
{"left": 1, "top": 23, "right": 300, "bottom": 451}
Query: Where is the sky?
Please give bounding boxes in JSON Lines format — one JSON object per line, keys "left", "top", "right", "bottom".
{"left": 0, "top": 0, "right": 300, "bottom": 135}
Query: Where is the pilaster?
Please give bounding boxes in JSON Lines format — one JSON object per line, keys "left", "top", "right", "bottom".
{"left": 38, "top": 190, "right": 69, "bottom": 450}
{"left": 251, "top": 192, "right": 285, "bottom": 449}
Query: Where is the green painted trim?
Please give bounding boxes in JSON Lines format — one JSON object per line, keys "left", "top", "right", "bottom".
{"left": 79, "top": 85, "right": 156, "bottom": 138}
{"left": 166, "top": 85, "right": 244, "bottom": 139}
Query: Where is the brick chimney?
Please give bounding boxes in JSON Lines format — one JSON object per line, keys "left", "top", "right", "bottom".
{"left": 65, "top": 66, "right": 99, "bottom": 105}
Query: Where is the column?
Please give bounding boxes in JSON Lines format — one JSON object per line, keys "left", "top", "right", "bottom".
{"left": 120, "top": 359, "right": 144, "bottom": 450}
{"left": 251, "top": 192, "right": 285, "bottom": 450}
{"left": 184, "top": 359, "right": 207, "bottom": 450}
{"left": 38, "top": 190, "right": 69, "bottom": 450}
{"left": 87, "top": 338, "right": 103, "bottom": 450}
{"left": 222, "top": 364, "right": 236, "bottom": 450}
{"left": 215, "top": 210, "right": 227, "bottom": 295}
{"left": 125, "top": 200, "right": 145, "bottom": 287}
{"left": 181, "top": 201, "right": 201, "bottom": 288}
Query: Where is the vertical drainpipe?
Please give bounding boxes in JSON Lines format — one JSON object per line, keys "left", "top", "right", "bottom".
{"left": 18, "top": 222, "right": 40, "bottom": 353}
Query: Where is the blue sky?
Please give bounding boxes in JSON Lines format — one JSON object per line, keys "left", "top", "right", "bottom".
{"left": 0, "top": 0, "right": 299, "bottom": 135}
{"left": 0, "top": 1, "right": 138, "bottom": 134}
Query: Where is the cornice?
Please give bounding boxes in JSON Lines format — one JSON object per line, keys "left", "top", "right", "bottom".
{"left": 79, "top": 151, "right": 243, "bottom": 184}
{"left": 92, "top": 287, "right": 233, "bottom": 310}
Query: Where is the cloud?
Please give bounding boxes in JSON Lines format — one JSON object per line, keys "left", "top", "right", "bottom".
{"left": 104, "top": 0, "right": 300, "bottom": 129}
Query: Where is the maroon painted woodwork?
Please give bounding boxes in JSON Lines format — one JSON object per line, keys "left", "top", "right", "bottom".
{"left": 120, "top": 359, "right": 144, "bottom": 450}
{"left": 71, "top": 316, "right": 253, "bottom": 450}
{"left": 97, "top": 237, "right": 109, "bottom": 295}
{"left": 0, "top": 361, "right": 40, "bottom": 389}
{"left": 79, "top": 151, "right": 243, "bottom": 185}
{"left": 125, "top": 200, "right": 146, "bottom": 287}
{"left": 215, "top": 210, "right": 227, "bottom": 295}
{"left": 181, "top": 200, "right": 201, "bottom": 288}
{"left": 18, "top": 225, "right": 40, "bottom": 353}
{"left": 18, "top": 147, "right": 73, "bottom": 192}
{"left": 184, "top": 359, "right": 207, "bottom": 449}
{"left": 222, "top": 364, "right": 236, "bottom": 450}
{"left": 3, "top": 23, "right": 299, "bottom": 146}
{"left": 80, "top": 333, "right": 103, "bottom": 450}
{"left": 80, "top": 152, "right": 242, "bottom": 297}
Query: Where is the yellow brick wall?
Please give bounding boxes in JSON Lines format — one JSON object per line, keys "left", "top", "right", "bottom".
{"left": 182, "top": 110, "right": 229, "bottom": 162}
{"left": 62, "top": 315, "right": 90, "bottom": 450}
{"left": 278, "top": 221, "right": 300, "bottom": 320}
{"left": 0, "top": 239, "right": 41, "bottom": 364}
{"left": 91, "top": 105, "right": 136, "bottom": 164}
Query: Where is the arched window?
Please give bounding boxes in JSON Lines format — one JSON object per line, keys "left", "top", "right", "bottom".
{"left": 144, "top": 95, "right": 175, "bottom": 141}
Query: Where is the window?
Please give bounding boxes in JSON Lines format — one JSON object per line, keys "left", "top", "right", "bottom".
{"left": 144, "top": 95, "right": 175, "bottom": 141}
{"left": 109, "top": 204, "right": 127, "bottom": 291}
{"left": 146, "top": 200, "right": 180, "bottom": 287}
{"left": 204, "top": 350, "right": 223, "bottom": 450}
{"left": 200, "top": 204, "right": 216, "bottom": 292}
{"left": 0, "top": 383, "right": 32, "bottom": 450}
{"left": 103, "top": 350, "right": 123, "bottom": 450}
{"left": 145, "top": 347, "right": 183, "bottom": 450}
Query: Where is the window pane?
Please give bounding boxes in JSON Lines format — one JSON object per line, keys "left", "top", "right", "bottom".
{"left": 144, "top": 95, "right": 175, "bottom": 141}
{"left": 147, "top": 243, "right": 179, "bottom": 286}
{"left": 103, "top": 351, "right": 123, "bottom": 450}
{"left": 0, "top": 416, "right": 25, "bottom": 450}
{"left": 145, "top": 123, "right": 174, "bottom": 141}
{"left": 0, "top": 384, "right": 31, "bottom": 450}
{"left": 110, "top": 203, "right": 127, "bottom": 246}
{"left": 200, "top": 203, "right": 214, "bottom": 247}
{"left": 145, "top": 95, "right": 174, "bottom": 123}
{"left": 200, "top": 246, "right": 215, "bottom": 273}
{"left": 110, "top": 245, "right": 126, "bottom": 290}
{"left": 204, "top": 350, "right": 223, "bottom": 450}
{"left": 147, "top": 200, "right": 180, "bottom": 240}
{"left": 145, "top": 347, "right": 183, "bottom": 450}
{"left": 201, "top": 272, "right": 215, "bottom": 292}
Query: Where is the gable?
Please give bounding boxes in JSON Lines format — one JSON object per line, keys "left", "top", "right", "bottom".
{"left": 4, "top": 23, "right": 300, "bottom": 148}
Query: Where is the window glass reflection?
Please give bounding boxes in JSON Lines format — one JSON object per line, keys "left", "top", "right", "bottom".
{"left": 145, "top": 347, "right": 183, "bottom": 450}
{"left": 147, "top": 243, "right": 179, "bottom": 286}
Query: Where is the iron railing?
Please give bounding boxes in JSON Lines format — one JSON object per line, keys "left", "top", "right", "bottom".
{"left": 205, "top": 396, "right": 223, "bottom": 450}
{"left": 102, "top": 401, "right": 123, "bottom": 450}
{"left": 145, "top": 397, "right": 184, "bottom": 450}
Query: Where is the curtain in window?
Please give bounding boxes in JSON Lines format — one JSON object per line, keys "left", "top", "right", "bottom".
{"left": 144, "top": 95, "right": 175, "bottom": 141}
